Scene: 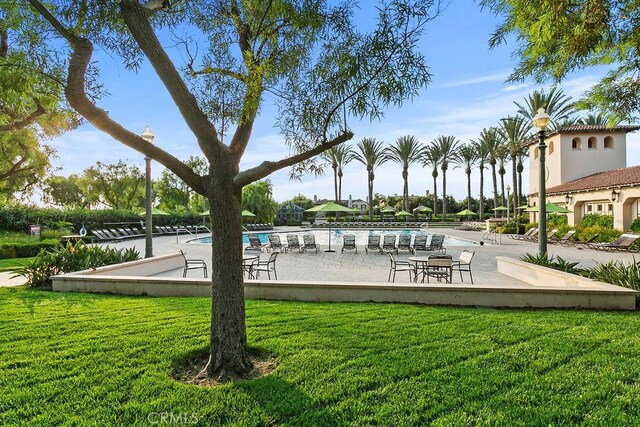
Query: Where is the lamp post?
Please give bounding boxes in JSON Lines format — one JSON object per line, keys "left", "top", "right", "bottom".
{"left": 142, "top": 126, "right": 155, "bottom": 258}
{"left": 533, "top": 108, "right": 550, "bottom": 255}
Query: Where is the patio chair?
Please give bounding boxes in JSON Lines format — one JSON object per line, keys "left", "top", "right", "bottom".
{"left": 425, "top": 234, "right": 446, "bottom": 253}
{"left": 267, "top": 234, "right": 287, "bottom": 252}
{"left": 180, "top": 250, "right": 207, "bottom": 278}
{"left": 247, "top": 234, "right": 265, "bottom": 252}
{"left": 411, "top": 234, "right": 428, "bottom": 254}
{"left": 509, "top": 227, "right": 536, "bottom": 240}
{"left": 387, "top": 252, "right": 415, "bottom": 282}
{"left": 587, "top": 234, "right": 640, "bottom": 252}
{"left": 549, "top": 230, "right": 576, "bottom": 245}
{"left": 303, "top": 233, "right": 319, "bottom": 253}
{"left": 341, "top": 234, "right": 357, "bottom": 253}
{"left": 423, "top": 254, "right": 453, "bottom": 283}
{"left": 516, "top": 227, "right": 538, "bottom": 241}
{"left": 573, "top": 233, "right": 600, "bottom": 249}
{"left": 382, "top": 234, "right": 398, "bottom": 253}
{"left": 452, "top": 250, "right": 475, "bottom": 284}
{"left": 365, "top": 234, "right": 382, "bottom": 254}
{"left": 397, "top": 234, "right": 412, "bottom": 253}
{"left": 243, "top": 248, "right": 261, "bottom": 279}
{"left": 286, "top": 234, "right": 304, "bottom": 253}
{"left": 253, "top": 251, "right": 279, "bottom": 279}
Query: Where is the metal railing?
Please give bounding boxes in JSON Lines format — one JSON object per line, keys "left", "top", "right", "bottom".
{"left": 175, "top": 225, "right": 211, "bottom": 243}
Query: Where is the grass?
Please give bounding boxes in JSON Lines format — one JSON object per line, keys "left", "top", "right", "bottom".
{"left": 2, "top": 288, "right": 640, "bottom": 426}
{"left": 0, "top": 232, "right": 40, "bottom": 245}
{"left": 0, "top": 257, "right": 34, "bottom": 272}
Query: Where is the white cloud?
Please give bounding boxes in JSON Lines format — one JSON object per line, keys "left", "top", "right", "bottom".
{"left": 439, "top": 71, "right": 511, "bottom": 88}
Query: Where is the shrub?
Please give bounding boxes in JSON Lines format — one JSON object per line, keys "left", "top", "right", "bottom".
{"left": 579, "top": 213, "right": 614, "bottom": 229}
{"left": 547, "top": 214, "right": 568, "bottom": 228}
{"left": 40, "top": 229, "right": 68, "bottom": 240}
{"left": 520, "top": 252, "right": 586, "bottom": 275}
{"left": 630, "top": 217, "right": 640, "bottom": 233}
{"left": 0, "top": 239, "right": 60, "bottom": 259}
{"left": 575, "top": 226, "right": 622, "bottom": 243}
{"left": 588, "top": 258, "right": 640, "bottom": 291}
{"left": 16, "top": 242, "right": 140, "bottom": 288}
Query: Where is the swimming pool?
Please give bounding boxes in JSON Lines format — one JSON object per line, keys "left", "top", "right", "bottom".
{"left": 192, "top": 229, "right": 477, "bottom": 247}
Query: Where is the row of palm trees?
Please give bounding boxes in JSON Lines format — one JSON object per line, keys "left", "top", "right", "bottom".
{"left": 321, "top": 87, "right": 612, "bottom": 220}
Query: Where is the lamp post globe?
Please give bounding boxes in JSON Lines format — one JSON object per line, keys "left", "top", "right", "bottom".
{"left": 533, "top": 108, "right": 550, "bottom": 255}
{"left": 142, "top": 126, "right": 155, "bottom": 258}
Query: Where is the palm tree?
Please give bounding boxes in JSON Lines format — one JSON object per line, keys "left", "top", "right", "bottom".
{"left": 515, "top": 87, "right": 575, "bottom": 130}
{"left": 351, "top": 138, "right": 389, "bottom": 220}
{"left": 471, "top": 130, "right": 491, "bottom": 219}
{"left": 475, "top": 127, "right": 501, "bottom": 212}
{"left": 497, "top": 143, "right": 508, "bottom": 206}
{"left": 577, "top": 112, "right": 617, "bottom": 125}
{"left": 321, "top": 144, "right": 353, "bottom": 209}
{"left": 431, "top": 135, "right": 460, "bottom": 219}
{"left": 452, "top": 144, "right": 477, "bottom": 211}
{"left": 497, "top": 116, "right": 530, "bottom": 216}
{"left": 385, "top": 135, "right": 423, "bottom": 211}
{"left": 421, "top": 143, "right": 441, "bottom": 215}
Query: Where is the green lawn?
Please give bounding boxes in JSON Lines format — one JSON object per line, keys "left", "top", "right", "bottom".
{"left": 2, "top": 288, "right": 640, "bottom": 426}
{"left": 0, "top": 257, "right": 34, "bottom": 272}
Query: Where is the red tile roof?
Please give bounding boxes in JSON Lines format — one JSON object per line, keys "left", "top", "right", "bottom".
{"left": 531, "top": 165, "right": 640, "bottom": 196}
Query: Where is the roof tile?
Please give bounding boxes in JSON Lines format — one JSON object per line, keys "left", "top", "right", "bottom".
{"left": 541, "top": 165, "right": 640, "bottom": 195}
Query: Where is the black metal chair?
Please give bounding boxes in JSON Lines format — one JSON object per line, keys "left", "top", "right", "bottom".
{"left": 387, "top": 252, "right": 414, "bottom": 283}
{"left": 180, "top": 250, "right": 207, "bottom": 278}
{"left": 267, "top": 234, "right": 287, "bottom": 252}
{"left": 365, "top": 234, "right": 382, "bottom": 254}
{"left": 423, "top": 254, "right": 452, "bottom": 283}
{"left": 382, "top": 234, "right": 398, "bottom": 254}
{"left": 341, "top": 234, "right": 357, "bottom": 253}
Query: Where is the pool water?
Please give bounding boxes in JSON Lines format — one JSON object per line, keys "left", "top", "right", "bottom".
{"left": 193, "top": 229, "right": 477, "bottom": 247}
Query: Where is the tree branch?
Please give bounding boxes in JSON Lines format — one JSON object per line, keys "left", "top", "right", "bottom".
{"left": 119, "top": 0, "right": 221, "bottom": 161}
{"left": 28, "top": 0, "right": 207, "bottom": 195}
{"left": 0, "top": 99, "right": 45, "bottom": 131}
{"left": 234, "top": 131, "right": 353, "bottom": 187}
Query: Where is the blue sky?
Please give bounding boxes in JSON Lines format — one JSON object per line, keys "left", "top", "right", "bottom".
{"left": 46, "top": 1, "right": 639, "bottom": 204}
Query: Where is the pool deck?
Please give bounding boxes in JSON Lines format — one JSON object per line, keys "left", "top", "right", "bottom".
{"left": 96, "top": 226, "right": 638, "bottom": 286}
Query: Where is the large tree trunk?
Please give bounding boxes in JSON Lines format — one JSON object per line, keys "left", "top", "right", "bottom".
{"left": 368, "top": 170, "right": 374, "bottom": 220}
{"left": 491, "top": 163, "right": 498, "bottom": 212}
{"left": 517, "top": 161, "right": 524, "bottom": 212}
{"left": 441, "top": 169, "right": 447, "bottom": 219}
{"left": 432, "top": 170, "right": 438, "bottom": 216}
{"left": 499, "top": 169, "right": 505, "bottom": 207}
{"left": 466, "top": 169, "right": 471, "bottom": 211}
{"left": 207, "top": 161, "right": 252, "bottom": 379}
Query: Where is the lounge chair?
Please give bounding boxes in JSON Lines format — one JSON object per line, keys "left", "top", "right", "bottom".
{"left": 303, "top": 233, "right": 319, "bottom": 253}
{"left": 411, "top": 234, "right": 428, "bottom": 254}
{"left": 397, "top": 234, "right": 412, "bottom": 253}
{"left": 586, "top": 233, "right": 640, "bottom": 252}
{"left": 521, "top": 228, "right": 540, "bottom": 242}
{"left": 387, "top": 252, "right": 415, "bottom": 283}
{"left": 509, "top": 227, "right": 536, "bottom": 240}
{"left": 267, "top": 234, "right": 287, "bottom": 252}
{"left": 425, "top": 234, "right": 446, "bottom": 253}
{"left": 247, "top": 234, "right": 265, "bottom": 252}
{"left": 573, "top": 233, "right": 600, "bottom": 249}
{"left": 253, "top": 251, "right": 279, "bottom": 279}
{"left": 452, "top": 250, "right": 475, "bottom": 284}
{"left": 382, "top": 234, "right": 398, "bottom": 253}
{"left": 286, "top": 234, "right": 304, "bottom": 253}
{"left": 341, "top": 234, "right": 357, "bottom": 253}
{"left": 180, "top": 250, "right": 207, "bottom": 278}
{"left": 365, "top": 234, "right": 382, "bottom": 254}
{"left": 549, "top": 230, "right": 577, "bottom": 245}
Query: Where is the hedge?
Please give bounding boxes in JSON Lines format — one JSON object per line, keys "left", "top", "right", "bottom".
{"left": 0, "top": 206, "right": 203, "bottom": 233}
{"left": 0, "top": 239, "right": 60, "bottom": 260}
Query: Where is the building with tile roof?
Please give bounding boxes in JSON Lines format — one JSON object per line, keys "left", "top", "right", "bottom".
{"left": 528, "top": 125, "right": 640, "bottom": 230}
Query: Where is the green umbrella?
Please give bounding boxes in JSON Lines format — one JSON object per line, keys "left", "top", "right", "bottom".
{"left": 455, "top": 209, "right": 477, "bottom": 216}
{"left": 395, "top": 210, "right": 411, "bottom": 217}
{"left": 380, "top": 206, "right": 396, "bottom": 212}
{"left": 305, "top": 202, "right": 354, "bottom": 252}
{"left": 516, "top": 204, "right": 529, "bottom": 211}
{"left": 492, "top": 206, "right": 508, "bottom": 211}
{"left": 413, "top": 205, "right": 433, "bottom": 213}
{"left": 241, "top": 210, "right": 256, "bottom": 217}
{"left": 524, "top": 202, "right": 572, "bottom": 213}
{"left": 140, "top": 208, "right": 170, "bottom": 216}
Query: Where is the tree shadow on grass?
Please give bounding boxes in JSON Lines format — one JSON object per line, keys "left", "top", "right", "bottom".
{"left": 171, "top": 346, "right": 342, "bottom": 426}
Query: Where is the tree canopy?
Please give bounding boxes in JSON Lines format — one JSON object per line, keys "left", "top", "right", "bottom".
{"left": 481, "top": 0, "right": 640, "bottom": 122}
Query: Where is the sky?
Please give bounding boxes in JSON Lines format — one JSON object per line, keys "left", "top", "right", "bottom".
{"left": 44, "top": 1, "right": 639, "bottom": 205}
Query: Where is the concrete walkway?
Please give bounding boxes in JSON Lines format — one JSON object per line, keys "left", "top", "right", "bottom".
{"left": 0, "top": 271, "right": 27, "bottom": 287}
{"left": 98, "top": 227, "right": 637, "bottom": 285}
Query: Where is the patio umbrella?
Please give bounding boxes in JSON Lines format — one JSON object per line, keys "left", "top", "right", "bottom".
{"left": 524, "top": 202, "right": 573, "bottom": 213}
{"left": 198, "top": 210, "right": 210, "bottom": 216}
{"left": 516, "top": 204, "right": 529, "bottom": 211}
{"left": 413, "top": 205, "right": 433, "bottom": 213}
{"left": 241, "top": 210, "right": 256, "bottom": 218}
{"left": 139, "top": 208, "right": 170, "bottom": 216}
{"left": 492, "top": 206, "right": 508, "bottom": 211}
{"left": 395, "top": 210, "right": 411, "bottom": 222}
{"left": 455, "top": 209, "right": 477, "bottom": 217}
{"left": 380, "top": 205, "right": 396, "bottom": 222}
{"left": 305, "top": 201, "right": 354, "bottom": 252}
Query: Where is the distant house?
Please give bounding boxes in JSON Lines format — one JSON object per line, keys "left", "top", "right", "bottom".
{"left": 312, "top": 194, "right": 368, "bottom": 212}
{"left": 278, "top": 202, "right": 305, "bottom": 224}
{"left": 527, "top": 124, "right": 640, "bottom": 230}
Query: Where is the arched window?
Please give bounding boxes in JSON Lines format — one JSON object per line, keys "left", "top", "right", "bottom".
{"left": 604, "top": 136, "right": 614, "bottom": 149}
{"left": 548, "top": 140, "right": 554, "bottom": 154}
{"left": 588, "top": 136, "right": 597, "bottom": 149}
{"left": 572, "top": 137, "right": 582, "bottom": 150}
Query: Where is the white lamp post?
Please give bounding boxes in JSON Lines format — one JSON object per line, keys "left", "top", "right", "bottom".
{"left": 142, "top": 126, "right": 155, "bottom": 258}
{"left": 533, "top": 108, "right": 550, "bottom": 255}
